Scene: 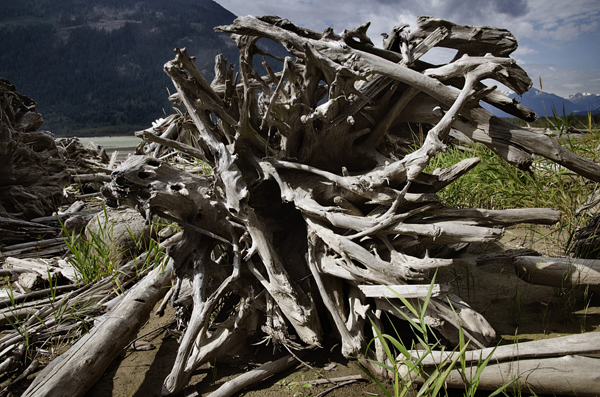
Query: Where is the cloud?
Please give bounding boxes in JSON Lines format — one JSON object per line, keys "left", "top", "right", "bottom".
{"left": 582, "top": 21, "right": 599, "bottom": 33}
{"left": 523, "top": 67, "right": 600, "bottom": 97}
{"left": 563, "top": 83, "right": 584, "bottom": 90}
{"left": 514, "top": 45, "right": 537, "bottom": 56}
{"left": 216, "top": 0, "right": 599, "bottom": 45}
{"left": 493, "top": 0, "right": 529, "bottom": 17}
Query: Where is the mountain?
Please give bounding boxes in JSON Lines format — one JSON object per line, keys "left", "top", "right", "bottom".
{"left": 0, "top": 0, "right": 241, "bottom": 136}
{"left": 568, "top": 93, "right": 600, "bottom": 113}
{"left": 490, "top": 88, "right": 600, "bottom": 119}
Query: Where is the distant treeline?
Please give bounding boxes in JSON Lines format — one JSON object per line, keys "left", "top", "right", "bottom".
{"left": 501, "top": 114, "right": 600, "bottom": 129}
{"left": 0, "top": 0, "right": 240, "bottom": 136}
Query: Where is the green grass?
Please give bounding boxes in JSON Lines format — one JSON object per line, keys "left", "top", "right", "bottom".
{"left": 501, "top": 113, "right": 600, "bottom": 129}
{"left": 427, "top": 116, "right": 599, "bottom": 254}
{"left": 61, "top": 204, "right": 166, "bottom": 286}
{"left": 360, "top": 272, "right": 516, "bottom": 397}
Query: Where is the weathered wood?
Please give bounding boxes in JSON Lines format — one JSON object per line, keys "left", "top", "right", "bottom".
{"left": 217, "top": 16, "right": 600, "bottom": 180}
{"left": 416, "top": 355, "right": 600, "bottom": 397}
{"left": 0, "top": 285, "right": 78, "bottom": 308}
{"left": 357, "top": 284, "right": 449, "bottom": 299}
{"left": 209, "top": 352, "right": 303, "bottom": 397}
{"left": 0, "top": 216, "right": 60, "bottom": 244}
{"left": 408, "top": 16, "right": 519, "bottom": 57}
{"left": 45, "top": 13, "right": 600, "bottom": 395}
{"left": 409, "top": 331, "right": 600, "bottom": 366}
{"left": 514, "top": 256, "right": 600, "bottom": 293}
{"left": 71, "top": 174, "right": 111, "bottom": 183}
{"left": 429, "top": 207, "right": 562, "bottom": 226}
{"left": 21, "top": 259, "right": 174, "bottom": 397}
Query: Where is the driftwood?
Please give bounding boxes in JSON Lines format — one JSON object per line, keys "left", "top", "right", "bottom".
{"left": 0, "top": 79, "right": 67, "bottom": 221}
{"left": 208, "top": 352, "right": 304, "bottom": 397}
{"left": 22, "top": 258, "right": 174, "bottom": 397}
{"left": 0, "top": 79, "right": 118, "bottom": 246}
{"left": 18, "top": 12, "right": 600, "bottom": 397}
{"left": 514, "top": 256, "right": 600, "bottom": 293}
{"left": 409, "top": 331, "right": 600, "bottom": 366}
{"left": 0, "top": 231, "right": 177, "bottom": 388}
{"left": 406, "top": 332, "right": 600, "bottom": 396}
{"left": 418, "top": 355, "right": 600, "bottom": 397}
{"left": 93, "top": 14, "right": 600, "bottom": 396}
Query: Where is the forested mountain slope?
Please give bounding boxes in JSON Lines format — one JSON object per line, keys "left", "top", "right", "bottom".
{"left": 0, "top": 0, "right": 239, "bottom": 136}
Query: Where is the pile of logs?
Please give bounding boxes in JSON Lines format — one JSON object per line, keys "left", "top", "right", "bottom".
{"left": 0, "top": 79, "right": 137, "bottom": 390}
{"left": 0, "top": 79, "right": 67, "bottom": 225}
{"left": 0, "top": 79, "right": 116, "bottom": 245}
{"left": 4, "top": 14, "right": 600, "bottom": 397}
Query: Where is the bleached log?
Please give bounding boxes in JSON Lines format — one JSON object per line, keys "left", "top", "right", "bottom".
{"left": 209, "top": 352, "right": 303, "bottom": 397}
{"left": 430, "top": 207, "right": 561, "bottom": 226}
{"left": 21, "top": 259, "right": 174, "bottom": 397}
{"left": 416, "top": 355, "right": 600, "bottom": 397}
{"left": 409, "top": 331, "right": 600, "bottom": 367}
{"left": 109, "top": 150, "right": 119, "bottom": 169}
{"left": 514, "top": 256, "right": 600, "bottom": 293}
{"left": 4, "top": 257, "right": 54, "bottom": 277}
{"left": 306, "top": 236, "right": 363, "bottom": 356}
{"left": 59, "top": 200, "right": 85, "bottom": 215}
{"left": 358, "top": 284, "right": 449, "bottom": 299}
{"left": 0, "top": 285, "right": 78, "bottom": 308}
{"left": 408, "top": 16, "right": 518, "bottom": 57}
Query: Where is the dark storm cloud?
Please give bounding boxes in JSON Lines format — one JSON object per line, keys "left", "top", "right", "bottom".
{"left": 493, "top": 0, "right": 529, "bottom": 17}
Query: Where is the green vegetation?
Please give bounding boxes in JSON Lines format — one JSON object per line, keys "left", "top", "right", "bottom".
{"left": 61, "top": 204, "right": 166, "bottom": 285}
{"left": 361, "top": 273, "right": 515, "bottom": 397}
{"left": 360, "top": 114, "right": 600, "bottom": 395}
{"left": 427, "top": 114, "right": 600, "bottom": 253}
{"left": 501, "top": 113, "right": 600, "bottom": 129}
{"left": 0, "top": 0, "right": 241, "bottom": 137}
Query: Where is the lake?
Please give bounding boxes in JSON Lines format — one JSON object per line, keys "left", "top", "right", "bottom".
{"left": 78, "top": 136, "right": 141, "bottom": 152}
{"left": 78, "top": 136, "right": 141, "bottom": 161}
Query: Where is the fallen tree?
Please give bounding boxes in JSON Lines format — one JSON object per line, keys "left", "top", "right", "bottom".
{"left": 20, "top": 14, "right": 600, "bottom": 397}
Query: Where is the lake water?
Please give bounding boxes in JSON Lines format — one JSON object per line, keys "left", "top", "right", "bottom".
{"left": 79, "top": 136, "right": 141, "bottom": 161}
{"left": 79, "top": 136, "right": 141, "bottom": 152}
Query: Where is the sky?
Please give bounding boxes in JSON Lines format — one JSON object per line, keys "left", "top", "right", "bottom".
{"left": 213, "top": 0, "right": 600, "bottom": 98}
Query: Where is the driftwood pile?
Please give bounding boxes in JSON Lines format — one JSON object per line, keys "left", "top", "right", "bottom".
{"left": 0, "top": 78, "right": 115, "bottom": 245}
{"left": 0, "top": 80, "right": 143, "bottom": 390}
{"left": 2, "top": 14, "right": 600, "bottom": 397}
